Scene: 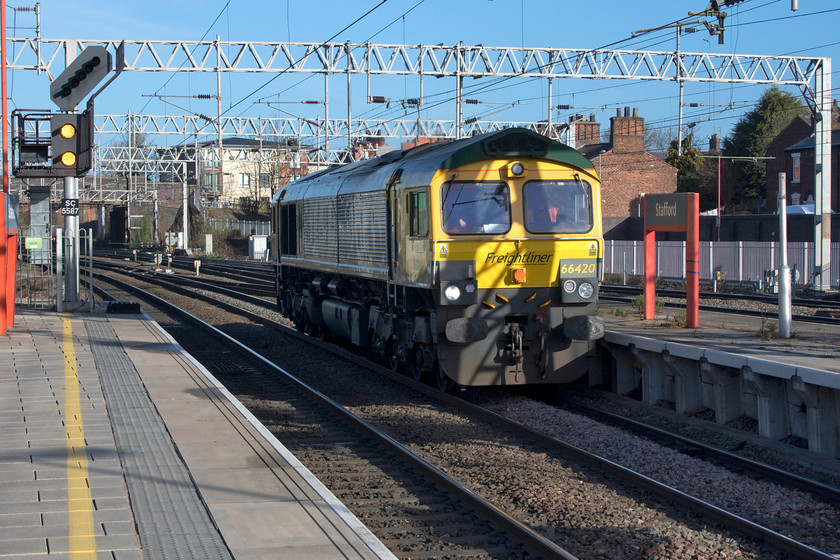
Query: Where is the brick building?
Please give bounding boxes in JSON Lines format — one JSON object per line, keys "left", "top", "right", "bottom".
{"left": 764, "top": 101, "right": 840, "bottom": 213}
{"left": 575, "top": 108, "right": 677, "bottom": 218}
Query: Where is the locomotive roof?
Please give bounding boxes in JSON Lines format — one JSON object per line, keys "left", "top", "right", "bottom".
{"left": 273, "top": 128, "right": 595, "bottom": 202}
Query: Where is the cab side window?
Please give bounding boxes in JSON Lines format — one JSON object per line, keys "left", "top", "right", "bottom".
{"left": 280, "top": 203, "right": 298, "bottom": 255}
{"left": 409, "top": 190, "right": 429, "bottom": 237}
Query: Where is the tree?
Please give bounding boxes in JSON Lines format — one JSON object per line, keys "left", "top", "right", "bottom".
{"left": 665, "top": 134, "right": 720, "bottom": 212}
{"left": 723, "top": 86, "right": 807, "bottom": 203}
{"left": 645, "top": 125, "right": 677, "bottom": 153}
{"left": 666, "top": 133, "right": 703, "bottom": 191}
{"left": 237, "top": 138, "right": 301, "bottom": 214}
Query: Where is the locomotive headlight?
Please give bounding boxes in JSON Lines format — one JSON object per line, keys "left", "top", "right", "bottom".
{"left": 577, "top": 281, "right": 595, "bottom": 299}
{"left": 506, "top": 161, "right": 526, "bottom": 178}
{"left": 563, "top": 279, "right": 577, "bottom": 293}
{"left": 443, "top": 283, "right": 462, "bottom": 302}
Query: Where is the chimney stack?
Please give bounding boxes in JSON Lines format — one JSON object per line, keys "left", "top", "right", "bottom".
{"left": 571, "top": 114, "right": 600, "bottom": 148}
{"left": 610, "top": 107, "right": 644, "bottom": 152}
{"left": 709, "top": 133, "right": 721, "bottom": 153}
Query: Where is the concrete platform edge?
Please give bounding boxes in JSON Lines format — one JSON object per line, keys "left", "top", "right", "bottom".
{"left": 135, "top": 310, "right": 398, "bottom": 560}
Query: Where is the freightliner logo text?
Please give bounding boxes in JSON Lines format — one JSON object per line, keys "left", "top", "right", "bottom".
{"left": 485, "top": 251, "right": 551, "bottom": 266}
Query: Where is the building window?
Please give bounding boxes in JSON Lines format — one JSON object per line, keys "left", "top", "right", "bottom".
{"left": 204, "top": 149, "right": 219, "bottom": 168}
{"left": 204, "top": 173, "right": 219, "bottom": 192}
{"left": 238, "top": 173, "right": 251, "bottom": 189}
{"left": 259, "top": 173, "right": 272, "bottom": 189}
{"left": 289, "top": 151, "right": 301, "bottom": 170}
{"left": 791, "top": 152, "right": 801, "bottom": 183}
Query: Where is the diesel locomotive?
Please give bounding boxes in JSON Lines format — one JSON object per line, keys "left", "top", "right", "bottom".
{"left": 270, "top": 128, "right": 604, "bottom": 389}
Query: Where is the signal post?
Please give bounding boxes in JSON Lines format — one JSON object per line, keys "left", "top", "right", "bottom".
{"left": 49, "top": 44, "right": 109, "bottom": 305}
{"left": 10, "top": 43, "right": 115, "bottom": 312}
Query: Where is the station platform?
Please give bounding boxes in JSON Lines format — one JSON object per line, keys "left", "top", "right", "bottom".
{"left": 599, "top": 301, "right": 840, "bottom": 375}
{"left": 0, "top": 308, "right": 397, "bottom": 560}
{"left": 597, "top": 301, "right": 840, "bottom": 461}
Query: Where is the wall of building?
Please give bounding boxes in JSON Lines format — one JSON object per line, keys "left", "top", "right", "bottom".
{"left": 599, "top": 151, "right": 677, "bottom": 218}
{"left": 578, "top": 107, "right": 678, "bottom": 219}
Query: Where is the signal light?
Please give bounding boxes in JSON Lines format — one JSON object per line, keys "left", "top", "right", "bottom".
{"left": 59, "top": 122, "right": 76, "bottom": 139}
{"left": 59, "top": 150, "right": 77, "bottom": 167}
{"left": 50, "top": 111, "right": 93, "bottom": 177}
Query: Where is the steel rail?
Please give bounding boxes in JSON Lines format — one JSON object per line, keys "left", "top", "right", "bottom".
{"left": 599, "top": 293, "right": 840, "bottom": 326}
{"left": 97, "top": 262, "right": 837, "bottom": 559}
{"left": 93, "top": 269, "right": 580, "bottom": 560}
{"left": 558, "top": 398, "right": 840, "bottom": 505}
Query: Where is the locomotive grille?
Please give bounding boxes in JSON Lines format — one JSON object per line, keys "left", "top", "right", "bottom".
{"left": 337, "top": 191, "right": 388, "bottom": 266}
{"left": 300, "top": 192, "right": 388, "bottom": 267}
{"left": 302, "top": 197, "right": 338, "bottom": 261}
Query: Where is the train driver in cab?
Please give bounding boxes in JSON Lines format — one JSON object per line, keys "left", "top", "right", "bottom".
{"left": 444, "top": 211, "right": 469, "bottom": 232}
{"left": 525, "top": 184, "right": 567, "bottom": 232}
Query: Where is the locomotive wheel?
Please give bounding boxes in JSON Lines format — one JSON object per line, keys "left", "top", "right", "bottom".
{"left": 388, "top": 354, "right": 403, "bottom": 372}
{"left": 407, "top": 348, "right": 423, "bottom": 381}
{"left": 387, "top": 339, "right": 403, "bottom": 372}
{"left": 295, "top": 311, "right": 306, "bottom": 333}
{"left": 430, "top": 364, "right": 451, "bottom": 392}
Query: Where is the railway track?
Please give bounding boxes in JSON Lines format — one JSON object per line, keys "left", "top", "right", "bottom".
{"left": 535, "top": 391, "right": 840, "bottom": 504}
{"left": 87, "top": 261, "right": 840, "bottom": 559}
{"left": 92, "top": 272, "right": 572, "bottom": 560}
{"left": 600, "top": 283, "right": 840, "bottom": 324}
{"left": 99, "top": 250, "right": 840, "bottom": 322}
{"left": 93, "top": 254, "right": 276, "bottom": 298}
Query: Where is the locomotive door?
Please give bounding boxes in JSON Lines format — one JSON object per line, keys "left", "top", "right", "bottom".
{"left": 387, "top": 173, "right": 399, "bottom": 284}
{"left": 401, "top": 187, "right": 432, "bottom": 284}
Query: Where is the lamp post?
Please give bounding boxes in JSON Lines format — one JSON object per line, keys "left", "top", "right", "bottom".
{"left": 717, "top": 152, "right": 721, "bottom": 241}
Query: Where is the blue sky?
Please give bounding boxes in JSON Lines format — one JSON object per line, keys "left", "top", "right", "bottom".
{"left": 11, "top": 0, "right": 840, "bottom": 150}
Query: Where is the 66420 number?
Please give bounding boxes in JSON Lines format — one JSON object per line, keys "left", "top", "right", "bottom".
{"left": 560, "top": 262, "right": 596, "bottom": 275}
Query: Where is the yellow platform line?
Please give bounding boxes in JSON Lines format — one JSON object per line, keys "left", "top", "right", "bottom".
{"left": 63, "top": 315, "right": 96, "bottom": 559}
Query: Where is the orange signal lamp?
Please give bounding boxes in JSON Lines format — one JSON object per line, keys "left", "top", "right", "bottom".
{"left": 59, "top": 122, "right": 76, "bottom": 139}
{"left": 512, "top": 268, "right": 526, "bottom": 283}
{"left": 60, "top": 151, "right": 77, "bottom": 167}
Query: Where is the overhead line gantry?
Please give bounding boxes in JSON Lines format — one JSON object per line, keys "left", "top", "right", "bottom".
{"left": 8, "top": 37, "right": 833, "bottom": 292}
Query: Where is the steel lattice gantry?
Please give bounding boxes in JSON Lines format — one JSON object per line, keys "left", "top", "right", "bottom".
{"left": 7, "top": 38, "right": 833, "bottom": 291}
{"left": 7, "top": 38, "right": 825, "bottom": 83}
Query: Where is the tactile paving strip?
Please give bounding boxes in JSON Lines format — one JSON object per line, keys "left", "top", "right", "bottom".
{"left": 84, "top": 316, "right": 233, "bottom": 560}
